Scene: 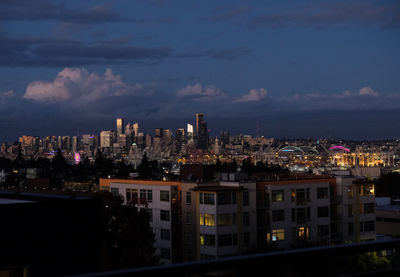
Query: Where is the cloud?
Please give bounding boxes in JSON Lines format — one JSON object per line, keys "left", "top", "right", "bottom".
{"left": 0, "top": 1, "right": 125, "bottom": 24}
{"left": 234, "top": 88, "right": 268, "bottom": 102}
{"left": 176, "top": 83, "right": 228, "bottom": 101}
{"left": 359, "top": 86, "right": 379, "bottom": 97}
{"left": 247, "top": 1, "right": 400, "bottom": 29}
{"left": 178, "top": 47, "right": 252, "bottom": 61}
{"left": 0, "top": 33, "right": 171, "bottom": 67}
{"left": 23, "top": 68, "right": 147, "bottom": 104}
{"left": 0, "top": 90, "right": 14, "bottom": 98}
{"left": 212, "top": 7, "right": 251, "bottom": 21}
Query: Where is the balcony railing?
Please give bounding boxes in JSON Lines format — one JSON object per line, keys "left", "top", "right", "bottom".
{"left": 66, "top": 239, "right": 400, "bottom": 277}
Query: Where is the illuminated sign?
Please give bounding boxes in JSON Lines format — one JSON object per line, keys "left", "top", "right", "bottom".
{"left": 74, "top": 152, "right": 81, "bottom": 164}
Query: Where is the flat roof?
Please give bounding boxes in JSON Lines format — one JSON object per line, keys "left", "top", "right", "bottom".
{"left": 0, "top": 198, "right": 35, "bottom": 205}
{"left": 191, "top": 186, "right": 245, "bottom": 192}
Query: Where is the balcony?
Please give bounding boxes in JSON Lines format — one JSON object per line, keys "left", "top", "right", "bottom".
{"left": 66, "top": 239, "right": 400, "bottom": 277}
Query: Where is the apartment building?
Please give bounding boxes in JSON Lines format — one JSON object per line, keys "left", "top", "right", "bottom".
{"left": 256, "top": 178, "right": 334, "bottom": 249}
{"left": 334, "top": 177, "right": 376, "bottom": 243}
{"left": 100, "top": 179, "right": 182, "bottom": 264}
{"left": 99, "top": 175, "right": 376, "bottom": 263}
{"left": 99, "top": 178, "right": 258, "bottom": 263}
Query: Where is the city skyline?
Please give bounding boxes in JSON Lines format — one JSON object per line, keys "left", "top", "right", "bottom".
{"left": 1, "top": 0, "right": 399, "bottom": 141}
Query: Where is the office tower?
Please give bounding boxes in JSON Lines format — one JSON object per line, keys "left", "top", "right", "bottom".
{"left": 145, "top": 134, "right": 152, "bottom": 148}
{"left": 196, "top": 113, "right": 208, "bottom": 150}
{"left": 163, "top": 129, "right": 172, "bottom": 142}
{"left": 133, "top": 123, "right": 139, "bottom": 138}
{"left": 187, "top": 124, "right": 194, "bottom": 140}
{"left": 116, "top": 118, "right": 124, "bottom": 137}
{"left": 72, "top": 136, "right": 77, "bottom": 153}
{"left": 155, "top": 128, "right": 163, "bottom": 138}
{"left": 125, "top": 123, "right": 132, "bottom": 137}
{"left": 176, "top": 128, "right": 185, "bottom": 142}
{"left": 100, "top": 131, "right": 112, "bottom": 148}
{"left": 220, "top": 131, "right": 230, "bottom": 145}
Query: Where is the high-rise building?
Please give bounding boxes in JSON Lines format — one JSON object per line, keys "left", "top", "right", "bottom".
{"left": 163, "top": 129, "right": 172, "bottom": 142}
{"left": 100, "top": 131, "right": 112, "bottom": 148}
{"left": 133, "top": 123, "right": 139, "bottom": 138}
{"left": 155, "top": 128, "right": 163, "bottom": 138}
{"left": 187, "top": 124, "right": 194, "bottom": 140}
{"left": 116, "top": 118, "right": 124, "bottom": 137}
{"left": 196, "top": 113, "right": 208, "bottom": 150}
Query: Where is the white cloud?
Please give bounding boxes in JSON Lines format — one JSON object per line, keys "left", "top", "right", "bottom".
{"left": 359, "top": 86, "right": 379, "bottom": 97}
{"left": 234, "top": 88, "right": 267, "bottom": 102}
{"left": 24, "top": 68, "right": 145, "bottom": 104}
{"left": 176, "top": 83, "right": 227, "bottom": 101}
{"left": 0, "top": 90, "right": 14, "bottom": 98}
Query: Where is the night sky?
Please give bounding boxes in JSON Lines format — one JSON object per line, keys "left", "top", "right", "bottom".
{"left": 1, "top": 0, "right": 399, "bottom": 142}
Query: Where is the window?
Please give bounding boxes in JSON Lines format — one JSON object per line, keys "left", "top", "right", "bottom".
{"left": 218, "top": 192, "right": 236, "bottom": 205}
{"left": 317, "top": 187, "right": 329, "bottom": 199}
{"left": 271, "top": 229, "right": 285, "bottom": 241}
{"left": 111, "top": 188, "right": 119, "bottom": 196}
{"left": 186, "top": 192, "right": 192, "bottom": 205}
{"left": 160, "top": 190, "right": 170, "bottom": 202}
{"left": 296, "top": 189, "right": 306, "bottom": 205}
{"left": 296, "top": 208, "right": 307, "bottom": 224}
{"left": 200, "top": 214, "right": 215, "bottom": 226}
{"left": 218, "top": 234, "right": 237, "bottom": 247}
{"left": 186, "top": 212, "right": 192, "bottom": 225}
{"left": 360, "top": 184, "right": 374, "bottom": 196}
{"left": 317, "top": 225, "right": 329, "bottom": 237}
{"left": 147, "top": 190, "right": 153, "bottom": 202}
{"left": 317, "top": 206, "right": 329, "bottom": 218}
{"left": 243, "top": 212, "right": 250, "bottom": 226}
{"left": 160, "top": 210, "right": 170, "bottom": 221}
{"left": 363, "top": 203, "right": 375, "bottom": 214}
{"left": 297, "top": 226, "right": 310, "bottom": 240}
{"left": 200, "top": 234, "right": 215, "bottom": 246}
{"left": 200, "top": 193, "right": 215, "bottom": 205}
{"left": 291, "top": 189, "right": 296, "bottom": 202}
{"left": 243, "top": 191, "right": 249, "bottom": 206}
{"left": 271, "top": 190, "right": 284, "bottom": 202}
{"left": 160, "top": 248, "right": 170, "bottom": 260}
{"left": 306, "top": 207, "right": 311, "bottom": 221}
{"left": 160, "top": 229, "right": 170, "bottom": 241}
{"left": 218, "top": 214, "right": 236, "bottom": 226}
{"left": 272, "top": 209, "right": 285, "bottom": 222}
{"left": 291, "top": 208, "right": 296, "bottom": 222}
{"left": 360, "top": 221, "right": 375, "bottom": 232}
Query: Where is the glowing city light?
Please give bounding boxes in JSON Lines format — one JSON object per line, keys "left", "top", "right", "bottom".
{"left": 74, "top": 152, "right": 81, "bottom": 164}
{"left": 328, "top": 146, "right": 350, "bottom": 152}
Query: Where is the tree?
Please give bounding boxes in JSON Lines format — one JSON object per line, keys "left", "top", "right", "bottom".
{"left": 95, "top": 191, "right": 158, "bottom": 270}
{"left": 137, "top": 153, "right": 152, "bottom": 179}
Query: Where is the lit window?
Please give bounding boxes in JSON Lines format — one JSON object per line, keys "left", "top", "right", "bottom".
{"left": 271, "top": 229, "right": 285, "bottom": 241}
{"left": 271, "top": 190, "right": 284, "bottom": 202}
{"left": 200, "top": 213, "right": 215, "bottom": 226}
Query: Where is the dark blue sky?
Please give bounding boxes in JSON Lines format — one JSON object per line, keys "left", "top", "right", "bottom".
{"left": 0, "top": 0, "right": 399, "bottom": 142}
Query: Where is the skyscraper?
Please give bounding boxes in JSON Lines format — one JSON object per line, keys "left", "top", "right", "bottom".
{"left": 196, "top": 113, "right": 208, "bottom": 149}
{"left": 133, "top": 123, "right": 139, "bottom": 138}
{"left": 116, "top": 118, "right": 124, "bottom": 137}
